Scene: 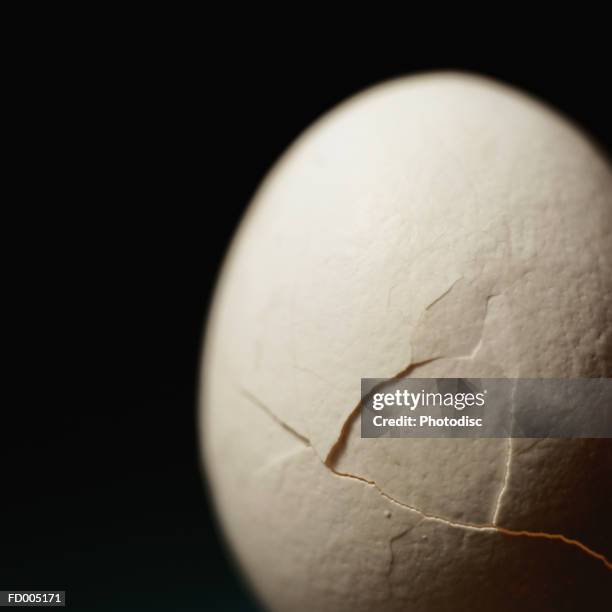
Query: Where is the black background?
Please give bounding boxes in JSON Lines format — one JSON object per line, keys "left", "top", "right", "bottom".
{"left": 2, "top": 28, "right": 611, "bottom": 611}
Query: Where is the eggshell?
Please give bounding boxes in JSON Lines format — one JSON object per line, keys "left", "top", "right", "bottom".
{"left": 200, "top": 73, "right": 612, "bottom": 611}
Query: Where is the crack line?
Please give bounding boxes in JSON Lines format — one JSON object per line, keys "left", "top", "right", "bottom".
{"left": 240, "top": 388, "right": 311, "bottom": 446}
{"left": 240, "top": 387, "right": 612, "bottom": 572}
{"left": 495, "top": 528, "right": 612, "bottom": 571}
{"left": 324, "top": 358, "right": 441, "bottom": 467}
{"left": 423, "top": 276, "right": 464, "bottom": 311}
{"left": 492, "top": 437, "right": 512, "bottom": 525}
{"left": 326, "top": 291, "right": 501, "bottom": 466}
{"left": 492, "top": 378, "right": 517, "bottom": 525}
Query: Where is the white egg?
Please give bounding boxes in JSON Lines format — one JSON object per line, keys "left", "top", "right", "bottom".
{"left": 200, "top": 73, "right": 612, "bottom": 611}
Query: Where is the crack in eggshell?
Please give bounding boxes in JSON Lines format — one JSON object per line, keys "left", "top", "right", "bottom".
{"left": 240, "top": 387, "right": 612, "bottom": 572}
{"left": 323, "top": 287, "right": 502, "bottom": 471}
{"left": 492, "top": 379, "right": 517, "bottom": 525}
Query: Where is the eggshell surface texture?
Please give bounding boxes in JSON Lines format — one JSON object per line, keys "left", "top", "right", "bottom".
{"left": 200, "top": 73, "right": 612, "bottom": 611}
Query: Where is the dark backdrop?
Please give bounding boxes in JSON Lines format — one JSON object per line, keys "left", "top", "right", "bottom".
{"left": 2, "top": 31, "right": 611, "bottom": 611}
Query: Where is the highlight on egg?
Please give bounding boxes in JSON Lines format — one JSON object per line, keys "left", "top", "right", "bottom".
{"left": 200, "top": 72, "right": 612, "bottom": 611}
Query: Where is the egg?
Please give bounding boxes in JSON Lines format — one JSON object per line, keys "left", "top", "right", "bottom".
{"left": 200, "top": 73, "right": 612, "bottom": 611}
